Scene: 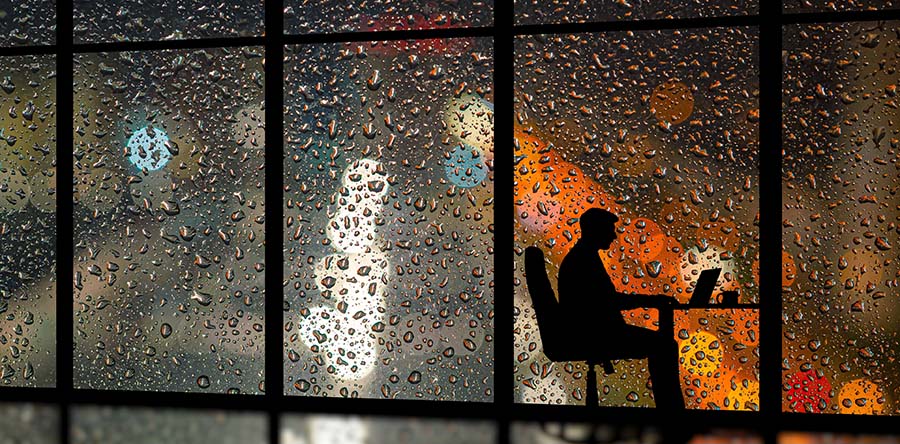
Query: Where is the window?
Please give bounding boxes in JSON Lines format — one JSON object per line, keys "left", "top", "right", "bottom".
{"left": 1, "top": 1, "right": 899, "bottom": 444}
{"left": 0, "top": 54, "right": 56, "bottom": 388}
{"left": 782, "top": 19, "right": 899, "bottom": 416}
{"left": 283, "top": 38, "right": 494, "bottom": 400}
{"left": 72, "top": 47, "right": 266, "bottom": 394}
{"left": 513, "top": 26, "right": 760, "bottom": 410}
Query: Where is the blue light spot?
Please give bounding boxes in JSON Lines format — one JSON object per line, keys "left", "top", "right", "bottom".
{"left": 127, "top": 126, "right": 171, "bottom": 171}
{"left": 445, "top": 143, "right": 487, "bottom": 188}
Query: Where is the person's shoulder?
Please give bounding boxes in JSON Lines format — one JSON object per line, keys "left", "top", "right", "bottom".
{"left": 560, "top": 242, "right": 588, "bottom": 267}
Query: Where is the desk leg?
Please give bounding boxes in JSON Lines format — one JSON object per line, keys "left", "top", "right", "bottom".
{"left": 659, "top": 306, "right": 674, "bottom": 337}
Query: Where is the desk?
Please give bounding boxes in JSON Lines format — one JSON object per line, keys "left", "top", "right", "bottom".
{"left": 583, "top": 302, "right": 759, "bottom": 408}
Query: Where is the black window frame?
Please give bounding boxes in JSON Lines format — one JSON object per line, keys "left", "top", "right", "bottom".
{"left": 0, "top": 0, "right": 898, "bottom": 443}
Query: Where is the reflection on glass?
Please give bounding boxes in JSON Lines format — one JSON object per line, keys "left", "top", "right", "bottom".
{"left": 780, "top": 433, "right": 900, "bottom": 444}
{"left": 512, "top": 422, "right": 761, "bottom": 444}
{"left": 0, "top": 1, "right": 55, "bottom": 46}
{"left": 72, "top": 406, "right": 265, "bottom": 444}
{"left": 0, "top": 403, "right": 59, "bottom": 443}
{"left": 783, "top": 21, "right": 899, "bottom": 416}
{"left": 514, "top": 0, "right": 756, "bottom": 25}
{"left": 73, "top": 0, "right": 263, "bottom": 43}
{"left": 284, "top": 1, "right": 493, "bottom": 35}
{"left": 783, "top": 0, "right": 897, "bottom": 12}
{"left": 281, "top": 414, "right": 495, "bottom": 444}
{"left": 283, "top": 38, "right": 494, "bottom": 400}
{"left": 73, "top": 48, "right": 265, "bottom": 393}
{"left": 514, "top": 28, "right": 759, "bottom": 409}
{"left": 0, "top": 55, "right": 56, "bottom": 388}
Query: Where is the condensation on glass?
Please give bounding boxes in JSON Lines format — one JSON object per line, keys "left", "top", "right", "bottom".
{"left": 0, "top": 55, "right": 57, "bottom": 388}
{"left": 514, "top": 28, "right": 760, "bottom": 409}
{"left": 283, "top": 38, "right": 494, "bottom": 400}
{"left": 281, "top": 414, "right": 496, "bottom": 444}
{"left": 512, "top": 423, "right": 762, "bottom": 444}
{"left": 0, "top": 1, "right": 55, "bottom": 46}
{"left": 514, "top": 0, "right": 756, "bottom": 25}
{"left": 73, "top": 47, "right": 265, "bottom": 394}
{"left": 783, "top": 21, "right": 899, "bottom": 415}
{"left": 71, "top": 406, "right": 266, "bottom": 444}
{"left": 284, "top": 0, "right": 493, "bottom": 35}
{"left": 783, "top": 0, "right": 897, "bottom": 12}
{"left": 73, "top": 0, "right": 263, "bottom": 43}
{"left": 0, "top": 403, "right": 59, "bottom": 443}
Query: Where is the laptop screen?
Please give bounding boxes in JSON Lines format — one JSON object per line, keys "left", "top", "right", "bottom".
{"left": 689, "top": 268, "right": 722, "bottom": 305}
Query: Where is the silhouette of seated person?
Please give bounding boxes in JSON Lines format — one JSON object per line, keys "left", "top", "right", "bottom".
{"left": 557, "top": 208, "right": 685, "bottom": 410}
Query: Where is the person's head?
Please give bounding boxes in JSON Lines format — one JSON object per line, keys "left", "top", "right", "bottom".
{"left": 579, "top": 208, "right": 619, "bottom": 250}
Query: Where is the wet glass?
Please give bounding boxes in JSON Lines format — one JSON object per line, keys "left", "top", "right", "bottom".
{"left": 0, "top": 403, "right": 59, "bottom": 444}
{"left": 515, "top": 0, "right": 757, "bottom": 25}
{"left": 284, "top": 0, "right": 493, "bottom": 35}
{"left": 514, "top": 28, "right": 760, "bottom": 409}
{"left": 283, "top": 37, "right": 494, "bottom": 400}
{"left": 783, "top": 0, "right": 898, "bottom": 12}
{"left": 0, "top": 55, "right": 57, "bottom": 388}
{"left": 71, "top": 406, "right": 266, "bottom": 444}
{"left": 0, "top": 1, "right": 55, "bottom": 47}
{"left": 281, "top": 414, "right": 496, "bottom": 444}
{"left": 73, "top": 47, "right": 266, "bottom": 394}
{"left": 73, "top": 0, "right": 264, "bottom": 43}
{"left": 783, "top": 21, "right": 899, "bottom": 415}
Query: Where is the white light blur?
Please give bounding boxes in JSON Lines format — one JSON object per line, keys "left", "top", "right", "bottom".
{"left": 299, "top": 158, "right": 389, "bottom": 381}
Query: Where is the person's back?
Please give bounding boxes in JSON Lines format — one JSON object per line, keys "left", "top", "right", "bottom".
{"left": 556, "top": 209, "right": 628, "bottom": 337}
{"left": 557, "top": 240, "right": 626, "bottom": 335}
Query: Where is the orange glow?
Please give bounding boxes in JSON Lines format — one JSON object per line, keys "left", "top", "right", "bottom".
{"left": 650, "top": 80, "right": 694, "bottom": 125}
{"left": 723, "top": 378, "right": 760, "bottom": 411}
{"left": 679, "top": 331, "right": 723, "bottom": 377}
{"left": 683, "top": 367, "right": 732, "bottom": 410}
{"left": 626, "top": 217, "right": 667, "bottom": 261}
{"left": 693, "top": 219, "right": 741, "bottom": 252}
{"left": 838, "top": 378, "right": 886, "bottom": 415}
{"left": 782, "top": 251, "right": 796, "bottom": 288}
{"left": 514, "top": 126, "right": 622, "bottom": 262}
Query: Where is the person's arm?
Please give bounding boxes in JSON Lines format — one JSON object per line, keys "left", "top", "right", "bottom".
{"left": 614, "top": 292, "right": 676, "bottom": 310}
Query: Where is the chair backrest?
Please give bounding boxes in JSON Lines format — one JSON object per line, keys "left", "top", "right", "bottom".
{"left": 523, "top": 246, "right": 563, "bottom": 361}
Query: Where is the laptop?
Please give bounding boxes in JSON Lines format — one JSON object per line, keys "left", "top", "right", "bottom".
{"left": 688, "top": 268, "right": 722, "bottom": 306}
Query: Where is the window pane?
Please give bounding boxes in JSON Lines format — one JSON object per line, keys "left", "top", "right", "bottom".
{"left": 512, "top": 423, "right": 761, "bottom": 444}
{"left": 514, "top": 28, "right": 760, "bottom": 409}
{"left": 0, "top": 1, "right": 55, "bottom": 46}
{"left": 72, "top": 406, "right": 266, "bottom": 444}
{"left": 284, "top": 1, "right": 493, "bottom": 35}
{"left": 0, "top": 403, "right": 59, "bottom": 443}
{"left": 0, "top": 54, "right": 56, "bottom": 388}
{"left": 73, "top": 0, "right": 263, "bottom": 43}
{"left": 281, "top": 415, "right": 495, "bottom": 444}
{"left": 73, "top": 47, "right": 265, "bottom": 393}
{"left": 515, "top": 0, "right": 756, "bottom": 25}
{"left": 783, "top": 1, "right": 898, "bottom": 12}
{"left": 783, "top": 21, "right": 898, "bottom": 415}
{"left": 283, "top": 38, "right": 494, "bottom": 400}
